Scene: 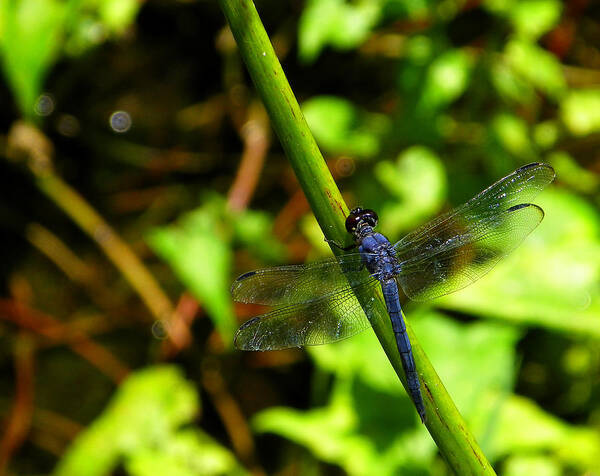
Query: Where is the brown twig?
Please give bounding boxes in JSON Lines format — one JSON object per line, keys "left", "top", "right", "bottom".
{"left": 227, "top": 102, "right": 271, "bottom": 212}
{"left": 201, "top": 357, "right": 264, "bottom": 476}
{"left": 0, "top": 397, "right": 83, "bottom": 457}
{"left": 217, "top": 26, "right": 272, "bottom": 212}
{"left": 25, "top": 222, "right": 119, "bottom": 312}
{"left": 0, "top": 334, "right": 35, "bottom": 474}
{"left": 159, "top": 292, "right": 200, "bottom": 358}
{"left": 0, "top": 299, "right": 130, "bottom": 383}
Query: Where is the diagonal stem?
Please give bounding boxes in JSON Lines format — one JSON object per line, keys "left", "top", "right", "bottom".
{"left": 218, "top": 0, "right": 496, "bottom": 474}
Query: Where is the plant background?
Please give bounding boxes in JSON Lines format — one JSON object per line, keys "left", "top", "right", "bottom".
{"left": 1, "top": 0, "right": 600, "bottom": 475}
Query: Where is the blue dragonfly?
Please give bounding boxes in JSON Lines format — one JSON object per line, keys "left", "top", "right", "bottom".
{"left": 231, "top": 163, "right": 555, "bottom": 422}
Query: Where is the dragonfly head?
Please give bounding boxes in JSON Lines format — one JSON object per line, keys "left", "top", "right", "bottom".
{"left": 346, "top": 208, "right": 378, "bottom": 237}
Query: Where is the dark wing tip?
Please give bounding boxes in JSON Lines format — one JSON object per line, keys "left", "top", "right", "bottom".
{"left": 236, "top": 270, "right": 258, "bottom": 281}
{"left": 516, "top": 162, "right": 542, "bottom": 172}
{"left": 230, "top": 270, "right": 258, "bottom": 297}
{"left": 516, "top": 162, "right": 556, "bottom": 180}
{"left": 506, "top": 202, "right": 545, "bottom": 219}
{"left": 237, "top": 316, "right": 261, "bottom": 331}
{"left": 506, "top": 203, "right": 531, "bottom": 212}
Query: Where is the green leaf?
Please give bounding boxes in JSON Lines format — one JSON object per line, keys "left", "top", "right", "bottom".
{"left": 97, "top": 0, "right": 140, "bottom": 33}
{"left": 483, "top": 0, "right": 562, "bottom": 42}
{"left": 298, "top": 0, "right": 382, "bottom": 63}
{"left": 146, "top": 196, "right": 237, "bottom": 344}
{"left": 53, "top": 366, "right": 199, "bottom": 476}
{"left": 416, "top": 313, "right": 520, "bottom": 415}
{"left": 505, "top": 39, "right": 567, "bottom": 100}
{"left": 405, "top": 34, "right": 433, "bottom": 64}
{"left": 380, "top": 0, "right": 431, "bottom": 21}
{"left": 0, "top": 0, "right": 71, "bottom": 117}
{"left": 62, "top": 0, "right": 141, "bottom": 55}
{"left": 484, "top": 394, "right": 600, "bottom": 472}
{"left": 302, "top": 96, "right": 390, "bottom": 158}
{"left": 503, "top": 455, "right": 561, "bottom": 476}
{"left": 147, "top": 196, "right": 284, "bottom": 345}
{"left": 490, "top": 60, "right": 535, "bottom": 105}
{"left": 253, "top": 383, "right": 432, "bottom": 476}
{"left": 232, "top": 209, "right": 286, "bottom": 263}
{"left": 125, "top": 429, "right": 248, "bottom": 476}
{"left": 309, "top": 329, "right": 407, "bottom": 396}
{"left": 483, "top": 0, "right": 516, "bottom": 14}
{"left": 507, "top": 0, "right": 562, "bottom": 39}
{"left": 533, "top": 120, "right": 560, "bottom": 150}
{"left": 309, "top": 310, "right": 517, "bottom": 407}
{"left": 547, "top": 151, "right": 599, "bottom": 194}
{"left": 489, "top": 113, "right": 536, "bottom": 160}
{"left": 253, "top": 389, "right": 373, "bottom": 475}
{"left": 0, "top": 0, "right": 142, "bottom": 117}
{"left": 374, "top": 146, "right": 447, "bottom": 234}
{"left": 417, "top": 49, "right": 473, "bottom": 113}
{"left": 560, "top": 89, "right": 600, "bottom": 136}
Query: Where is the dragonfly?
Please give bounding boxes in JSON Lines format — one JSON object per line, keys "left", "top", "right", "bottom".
{"left": 231, "top": 162, "right": 555, "bottom": 422}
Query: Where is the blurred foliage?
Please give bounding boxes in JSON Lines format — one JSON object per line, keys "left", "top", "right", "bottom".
{"left": 146, "top": 195, "right": 285, "bottom": 344}
{"left": 254, "top": 312, "right": 600, "bottom": 475}
{"left": 253, "top": 313, "right": 516, "bottom": 475}
{"left": 302, "top": 96, "right": 391, "bottom": 158}
{"left": 0, "top": 0, "right": 600, "bottom": 475}
{"left": 53, "top": 366, "right": 247, "bottom": 476}
{"left": 298, "top": 0, "right": 382, "bottom": 63}
{"left": 0, "top": 0, "right": 141, "bottom": 118}
{"left": 561, "top": 89, "right": 600, "bottom": 136}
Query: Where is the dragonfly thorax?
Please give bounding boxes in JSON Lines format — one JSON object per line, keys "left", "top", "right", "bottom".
{"left": 358, "top": 232, "right": 401, "bottom": 281}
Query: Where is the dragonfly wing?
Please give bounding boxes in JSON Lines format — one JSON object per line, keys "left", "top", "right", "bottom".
{"left": 394, "top": 162, "right": 554, "bottom": 301}
{"left": 398, "top": 203, "right": 545, "bottom": 301}
{"left": 231, "top": 253, "right": 369, "bottom": 306}
{"left": 234, "top": 280, "right": 379, "bottom": 350}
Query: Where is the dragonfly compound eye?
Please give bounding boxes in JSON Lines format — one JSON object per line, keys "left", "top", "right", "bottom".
{"left": 360, "top": 209, "right": 378, "bottom": 227}
{"left": 345, "top": 208, "right": 363, "bottom": 232}
{"left": 345, "top": 208, "right": 378, "bottom": 232}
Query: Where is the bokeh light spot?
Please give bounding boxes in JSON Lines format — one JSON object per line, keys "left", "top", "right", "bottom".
{"left": 34, "top": 94, "right": 55, "bottom": 116}
{"left": 56, "top": 114, "right": 81, "bottom": 137}
{"left": 109, "top": 110, "right": 132, "bottom": 133}
{"left": 336, "top": 157, "right": 356, "bottom": 177}
{"left": 151, "top": 320, "right": 169, "bottom": 340}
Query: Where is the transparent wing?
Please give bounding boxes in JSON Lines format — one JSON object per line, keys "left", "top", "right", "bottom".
{"left": 394, "top": 163, "right": 555, "bottom": 301}
{"left": 231, "top": 253, "right": 373, "bottom": 306}
{"left": 234, "top": 281, "right": 379, "bottom": 350}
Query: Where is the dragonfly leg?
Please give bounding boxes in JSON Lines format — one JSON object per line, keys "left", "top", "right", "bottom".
{"left": 325, "top": 238, "right": 356, "bottom": 252}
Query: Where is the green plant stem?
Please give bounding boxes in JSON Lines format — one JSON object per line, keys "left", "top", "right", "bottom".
{"left": 219, "top": 1, "right": 496, "bottom": 474}
{"left": 218, "top": 0, "right": 350, "bottom": 248}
